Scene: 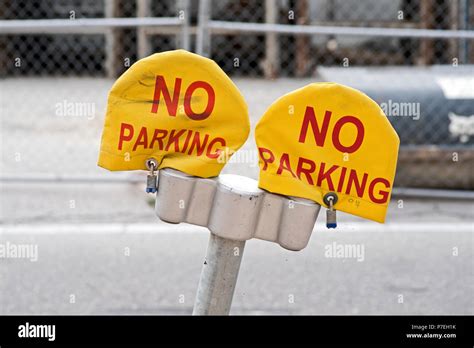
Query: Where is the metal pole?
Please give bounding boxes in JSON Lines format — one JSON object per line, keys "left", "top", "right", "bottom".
{"left": 460, "top": 0, "right": 469, "bottom": 64}
{"left": 193, "top": 234, "right": 245, "bottom": 315}
{"left": 137, "top": 0, "right": 151, "bottom": 59}
{"left": 263, "top": 0, "right": 279, "bottom": 78}
{"left": 206, "top": 20, "right": 474, "bottom": 39}
{"left": 104, "top": 0, "right": 118, "bottom": 78}
{"left": 0, "top": 18, "right": 182, "bottom": 34}
{"left": 196, "top": 0, "right": 211, "bottom": 56}
{"left": 178, "top": 0, "right": 191, "bottom": 51}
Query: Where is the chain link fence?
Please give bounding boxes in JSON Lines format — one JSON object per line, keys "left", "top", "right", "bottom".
{"left": 1, "top": 0, "right": 473, "bottom": 191}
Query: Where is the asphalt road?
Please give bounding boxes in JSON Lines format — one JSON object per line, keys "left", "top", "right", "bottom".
{"left": 0, "top": 223, "right": 472, "bottom": 315}
{"left": 0, "top": 182, "right": 472, "bottom": 315}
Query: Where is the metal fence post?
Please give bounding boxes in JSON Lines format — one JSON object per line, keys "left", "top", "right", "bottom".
{"left": 104, "top": 0, "right": 118, "bottom": 78}
{"left": 263, "top": 0, "right": 279, "bottom": 78}
{"left": 178, "top": 0, "right": 191, "bottom": 51}
{"left": 193, "top": 234, "right": 245, "bottom": 315}
{"left": 137, "top": 0, "right": 151, "bottom": 58}
{"left": 459, "top": 0, "right": 470, "bottom": 64}
{"left": 196, "top": 0, "right": 211, "bottom": 56}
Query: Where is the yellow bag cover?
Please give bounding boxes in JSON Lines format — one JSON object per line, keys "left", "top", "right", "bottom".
{"left": 98, "top": 50, "right": 249, "bottom": 177}
{"left": 255, "top": 83, "right": 399, "bottom": 223}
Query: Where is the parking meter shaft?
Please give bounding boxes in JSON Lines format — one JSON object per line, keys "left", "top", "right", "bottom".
{"left": 193, "top": 234, "right": 245, "bottom": 315}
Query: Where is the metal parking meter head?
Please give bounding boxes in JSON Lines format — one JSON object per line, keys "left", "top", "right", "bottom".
{"left": 97, "top": 49, "right": 250, "bottom": 178}
{"left": 255, "top": 82, "right": 400, "bottom": 224}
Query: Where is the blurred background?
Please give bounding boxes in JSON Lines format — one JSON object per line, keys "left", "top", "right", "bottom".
{"left": 0, "top": 0, "right": 473, "bottom": 188}
{"left": 0, "top": 0, "right": 473, "bottom": 315}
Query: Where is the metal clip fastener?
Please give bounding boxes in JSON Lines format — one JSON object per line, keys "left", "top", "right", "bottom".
{"left": 323, "top": 192, "right": 338, "bottom": 229}
{"left": 145, "top": 158, "right": 158, "bottom": 193}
